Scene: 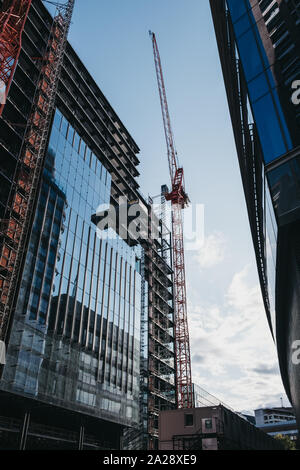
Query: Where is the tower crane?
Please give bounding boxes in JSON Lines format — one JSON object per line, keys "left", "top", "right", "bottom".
{"left": 149, "top": 31, "right": 193, "bottom": 409}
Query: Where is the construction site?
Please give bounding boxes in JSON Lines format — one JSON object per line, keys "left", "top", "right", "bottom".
{"left": 0, "top": 0, "right": 294, "bottom": 453}
{"left": 0, "top": 0, "right": 194, "bottom": 450}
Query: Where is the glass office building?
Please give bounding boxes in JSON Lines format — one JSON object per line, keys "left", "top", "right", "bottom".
{"left": 1, "top": 109, "right": 141, "bottom": 427}
{"left": 210, "top": 0, "right": 300, "bottom": 433}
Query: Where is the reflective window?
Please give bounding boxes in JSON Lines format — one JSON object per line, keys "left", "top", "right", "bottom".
{"left": 265, "top": 183, "right": 278, "bottom": 336}
{"left": 253, "top": 93, "right": 288, "bottom": 163}
{"left": 268, "top": 156, "right": 300, "bottom": 217}
{"left": 234, "top": 9, "right": 253, "bottom": 37}
{"left": 237, "top": 28, "right": 265, "bottom": 81}
{"left": 227, "top": 0, "right": 248, "bottom": 23}
{"left": 228, "top": 1, "right": 294, "bottom": 164}
{"left": 247, "top": 73, "right": 269, "bottom": 103}
{"left": 4, "top": 108, "right": 142, "bottom": 427}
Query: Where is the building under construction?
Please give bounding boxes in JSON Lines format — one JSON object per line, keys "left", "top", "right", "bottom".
{"left": 0, "top": 0, "right": 178, "bottom": 450}
{"left": 144, "top": 213, "right": 176, "bottom": 449}
{"left": 124, "top": 200, "right": 176, "bottom": 450}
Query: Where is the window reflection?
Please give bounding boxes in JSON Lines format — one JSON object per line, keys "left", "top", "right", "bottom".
{"left": 4, "top": 108, "right": 142, "bottom": 426}
{"left": 268, "top": 156, "right": 300, "bottom": 218}
{"left": 253, "top": 93, "right": 288, "bottom": 163}
{"left": 227, "top": 0, "right": 248, "bottom": 23}
{"left": 228, "top": 0, "right": 295, "bottom": 164}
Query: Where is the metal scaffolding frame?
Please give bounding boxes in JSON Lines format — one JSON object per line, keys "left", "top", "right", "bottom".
{"left": 0, "top": 0, "right": 75, "bottom": 349}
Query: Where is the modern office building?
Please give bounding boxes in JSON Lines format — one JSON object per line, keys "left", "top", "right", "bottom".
{"left": 255, "top": 406, "right": 296, "bottom": 426}
{"left": 210, "top": 0, "right": 300, "bottom": 432}
{"left": 0, "top": 0, "right": 175, "bottom": 450}
{"left": 255, "top": 406, "right": 298, "bottom": 441}
{"left": 159, "top": 405, "right": 284, "bottom": 450}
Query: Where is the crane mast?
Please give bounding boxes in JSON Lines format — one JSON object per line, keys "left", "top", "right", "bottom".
{"left": 0, "top": 0, "right": 32, "bottom": 117}
{"left": 149, "top": 31, "right": 193, "bottom": 409}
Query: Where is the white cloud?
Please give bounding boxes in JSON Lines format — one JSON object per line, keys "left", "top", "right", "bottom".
{"left": 188, "top": 264, "right": 289, "bottom": 412}
{"left": 226, "top": 264, "right": 262, "bottom": 311}
{"left": 194, "top": 231, "right": 226, "bottom": 269}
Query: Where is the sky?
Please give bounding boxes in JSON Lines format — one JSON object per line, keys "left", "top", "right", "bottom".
{"left": 62, "top": 0, "right": 289, "bottom": 413}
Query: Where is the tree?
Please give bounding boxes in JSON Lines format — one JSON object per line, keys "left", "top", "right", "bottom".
{"left": 274, "top": 433, "right": 296, "bottom": 450}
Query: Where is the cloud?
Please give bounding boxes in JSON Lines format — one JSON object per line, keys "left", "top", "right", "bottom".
{"left": 192, "top": 354, "right": 206, "bottom": 364}
{"left": 252, "top": 364, "right": 280, "bottom": 376}
{"left": 194, "top": 231, "right": 226, "bottom": 269}
{"left": 189, "top": 264, "right": 289, "bottom": 412}
{"left": 226, "top": 264, "right": 262, "bottom": 313}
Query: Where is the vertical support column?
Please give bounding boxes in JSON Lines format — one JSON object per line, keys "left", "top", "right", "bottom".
{"left": 19, "top": 411, "right": 30, "bottom": 450}
{"left": 78, "top": 424, "right": 85, "bottom": 450}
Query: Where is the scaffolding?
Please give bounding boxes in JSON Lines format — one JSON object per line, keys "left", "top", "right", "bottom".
{"left": 145, "top": 201, "right": 176, "bottom": 449}
{"left": 0, "top": 1, "right": 75, "bottom": 348}
{"left": 122, "top": 198, "right": 176, "bottom": 450}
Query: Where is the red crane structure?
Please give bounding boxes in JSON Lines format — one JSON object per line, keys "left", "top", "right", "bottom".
{"left": 0, "top": 0, "right": 32, "bottom": 117}
{"left": 149, "top": 31, "right": 193, "bottom": 409}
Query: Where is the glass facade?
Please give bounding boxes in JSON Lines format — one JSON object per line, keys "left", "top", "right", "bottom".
{"left": 265, "top": 182, "right": 278, "bottom": 334}
{"left": 223, "top": 0, "right": 300, "bottom": 335}
{"left": 267, "top": 156, "right": 300, "bottom": 217}
{"left": 227, "top": 0, "right": 299, "bottom": 164}
{"left": 0, "top": 109, "right": 141, "bottom": 427}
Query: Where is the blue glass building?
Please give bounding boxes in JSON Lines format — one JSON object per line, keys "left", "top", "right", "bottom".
{"left": 210, "top": 0, "right": 300, "bottom": 435}
{"left": 1, "top": 109, "right": 142, "bottom": 429}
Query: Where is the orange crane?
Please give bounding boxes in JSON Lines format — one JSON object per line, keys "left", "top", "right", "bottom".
{"left": 149, "top": 31, "right": 193, "bottom": 409}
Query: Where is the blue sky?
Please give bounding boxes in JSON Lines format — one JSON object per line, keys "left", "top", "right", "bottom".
{"left": 64, "top": 0, "right": 289, "bottom": 412}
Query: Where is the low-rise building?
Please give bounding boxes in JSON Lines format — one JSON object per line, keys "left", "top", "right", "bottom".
{"left": 255, "top": 407, "right": 298, "bottom": 442}
{"left": 159, "top": 405, "right": 284, "bottom": 450}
